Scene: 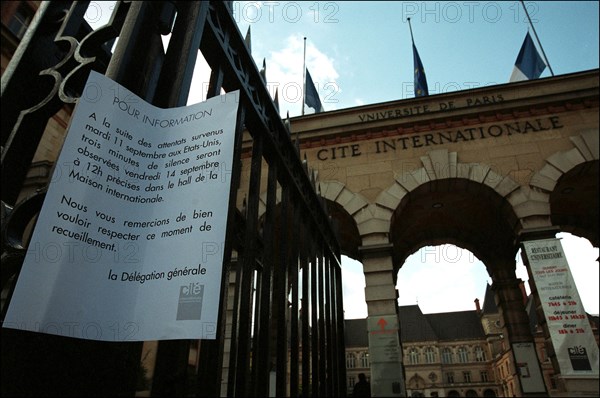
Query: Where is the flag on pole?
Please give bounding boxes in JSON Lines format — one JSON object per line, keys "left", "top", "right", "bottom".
{"left": 413, "top": 43, "right": 429, "bottom": 97}
{"left": 304, "top": 68, "right": 324, "bottom": 113}
{"left": 510, "top": 31, "right": 546, "bottom": 82}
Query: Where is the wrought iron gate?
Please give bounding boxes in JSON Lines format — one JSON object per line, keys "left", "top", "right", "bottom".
{"left": 1, "top": 1, "right": 346, "bottom": 396}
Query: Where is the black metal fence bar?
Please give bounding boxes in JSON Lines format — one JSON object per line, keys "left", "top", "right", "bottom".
{"left": 1, "top": 1, "right": 93, "bottom": 205}
{"left": 324, "top": 254, "right": 335, "bottom": 397}
{"left": 318, "top": 251, "right": 327, "bottom": 396}
{"left": 310, "top": 244, "right": 320, "bottom": 397}
{"left": 287, "top": 190, "right": 300, "bottom": 397}
{"left": 252, "top": 160, "right": 277, "bottom": 397}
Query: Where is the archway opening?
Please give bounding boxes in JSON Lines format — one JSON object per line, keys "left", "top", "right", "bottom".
{"left": 386, "top": 176, "right": 524, "bottom": 332}
{"left": 341, "top": 255, "right": 367, "bottom": 319}
{"left": 396, "top": 244, "right": 492, "bottom": 314}
{"left": 389, "top": 178, "right": 519, "bottom": 270}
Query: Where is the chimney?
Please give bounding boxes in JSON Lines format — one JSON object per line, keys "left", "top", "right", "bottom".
{"left": 519, "top": 280, "right": 528, "bottom": 304}
{"left": 474, "top": 298, "right": 481, "bottom": 313}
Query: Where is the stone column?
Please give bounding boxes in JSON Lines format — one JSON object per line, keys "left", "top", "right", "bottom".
{"left": 491, "top": 265, "right": 534, "bottom": 343}
{"left": 359, "top": 241, "right": 406, "bottom": 397}
{"left": 489, "top": 256, "right": 548, "bottom": 396}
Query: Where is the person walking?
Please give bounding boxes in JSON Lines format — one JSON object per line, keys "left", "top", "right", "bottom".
{"left": 353, "top": 373, "right": 371, "bottom": 397}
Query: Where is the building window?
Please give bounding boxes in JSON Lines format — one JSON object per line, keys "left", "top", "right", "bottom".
{"left": 348, "top": 376, "right": 355, "bottom": 388}
{"left": 480, "top": 371, "right": 489, "bottom": 382}
{"left": 446, "top": 372, "right": 455, "bottom": 384}
{"left": 463, "top": 371, "right": 471, "bottom": 383}
{"left": 7, "top": 3, "right": 34, "bottom": 40}
{"left": 360, "top": 351, "right": 369, "bottom": 368}
{"left": 408, "top": 348, "right": 420, "bottom": 364}
{"left": 442, "top": 348, "right": 453, "bottom": 364}
{"left": 475, "top": 346, "right": 486, "bottom": 362}
{"left": 346, "top": 353, "right": 356, "bottom": 369}
{"left": 458, "top": 347, "right": 469, "bottom": 363}
{"left": 425, "top": 347, "right": 436, "bottom": 363}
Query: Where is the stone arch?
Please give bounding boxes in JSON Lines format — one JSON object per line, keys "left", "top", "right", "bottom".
{"left": 529, "top": 129, "right": 599, "bottom": 245}
{"left": 258, "top": 182, "right": 366, "bottom": 259}
{"left": 377, "top": 148, "right": 520, "bottom": 217}
{"left": 317, "top": 181, "right": 367, "bottom": 259}
{"left": 378, "top": 149, "right": 521, "bottom": 264}
{"left": 259, "top": 181, "right": 370, "bottom": 221}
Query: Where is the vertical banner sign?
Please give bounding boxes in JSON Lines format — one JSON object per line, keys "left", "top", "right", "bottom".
{"left": 3, "top": 71, "right": 240, "bottom": 341}
{"left": 367, "top": 315, "right": 406, "bottom": 397}
{"left": 512, "top": 342, "right": 546, "bottom": 393}
{"left": 523, "top": 238, "right": 599, "bottom": 377}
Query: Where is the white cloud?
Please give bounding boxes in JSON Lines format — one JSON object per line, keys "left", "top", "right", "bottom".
{"left": 262, "top": 34, "right": 339, "bottom": 116}
{"left": 185, "top": 33, "right": 339, "bottom": 116}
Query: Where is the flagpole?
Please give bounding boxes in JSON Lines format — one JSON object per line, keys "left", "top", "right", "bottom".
{"left": 302, "top": 37, "right": 307, "bottom": 116}
{"left": 520, "top": 0, "right": 554, "bottom": 76}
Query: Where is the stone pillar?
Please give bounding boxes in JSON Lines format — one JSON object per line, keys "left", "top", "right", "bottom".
{"left": 491, "top": 265, "right": 534, "bottom": 343}
{"left": 359, "top": 241, "right": 406, "bottom": 397}
{"left": 489, "top": 256, "right": 547, "bottom": 396}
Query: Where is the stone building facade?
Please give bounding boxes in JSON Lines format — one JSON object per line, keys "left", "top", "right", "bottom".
{"left": 344, "top": 285, "right": 599, "bottom": 397}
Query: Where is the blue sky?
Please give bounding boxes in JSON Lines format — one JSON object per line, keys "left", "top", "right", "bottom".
{"left": 230, "top": 1, "right": 599, "bottom": 115}
{"left": 87, "top": 1, "right": 599, "bottom": 317}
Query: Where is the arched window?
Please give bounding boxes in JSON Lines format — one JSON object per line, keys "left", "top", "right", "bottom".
{"left": 458, "top": 346, "right": 469, "bottom": 363}
{"left": 409, "top": 374, "right": 426, "bottom": 389}
{"left": 408, "top": 348, "right": 420, "bottom": 364}
{"left": 346, "top": 353, "right": 356, "bottom": 369}
{"left": 425, "top": 347, "right": 436, "bottom": 363}
{"left": 360, "top": 351, "right": 369, "bottom": 368}
{"left": 442, "top": 348, "right": 453, "bottom": 364}
{"left": 475, "top": 346, "right": 486, "bottom": 362}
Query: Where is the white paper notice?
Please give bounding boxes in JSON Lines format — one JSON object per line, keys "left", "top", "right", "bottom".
{"left": 523, "top": 238, "right": 599, "bottom": 377}
{"left": 3, "top": 71, "right": 239, "bottom": 341}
